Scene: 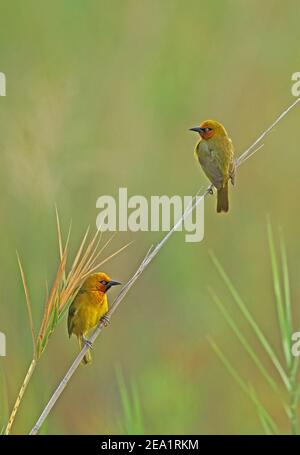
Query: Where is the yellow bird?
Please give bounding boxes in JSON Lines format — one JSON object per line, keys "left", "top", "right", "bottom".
{"left": 190, "top": 120, "right": 236, "bottom": 213}
{"left": 68, "top": 272, "right": 121, "bottom": 364}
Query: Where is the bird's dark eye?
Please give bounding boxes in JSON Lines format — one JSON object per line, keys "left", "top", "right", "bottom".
{"left": 204, "top": 127, "right": 212, "bottom": 132}
{"left": 100, "top": 280, "right": 108, "bottom": 285}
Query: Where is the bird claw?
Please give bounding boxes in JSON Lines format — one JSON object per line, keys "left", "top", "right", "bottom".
{"left": 101, "top": 315, "right": 110, "bottom": 327}
{"left": 83, "top": 337, "right": 93, "bottom": 349}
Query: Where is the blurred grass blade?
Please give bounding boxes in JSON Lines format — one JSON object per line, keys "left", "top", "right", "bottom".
{"left": 279, "top": 229, "right": 293, "bottom": 355}
{"left": 115, "top": 365, "right": 144, "bottom": 435}
{"left": 16, "top": 252, "right": 37, "bottom": 360}
{"left": 288, "top": 355, "right": 299, "bottom": 435}
{"left": 116, "top": 366, "right": 134, "bottom": 434}
{"left": 209, "top": 288, "right": 279, "bottom": 394}
{"left": 267, "top": 219, "right": 292, "bottom": 369}
{"left": 131, "top": 382, "right": 144, "bottom": 435}
{"left": 248, "top": 386, "right": 274, "bottom": 435}
{"left": 291, "top": 356, "right": 299, "bottom": 392}
{"left": 210, "top": 252, "right": 290, "bottom": 390}
{"left": 208, "top": 337, "right": 278, "bottom": 434}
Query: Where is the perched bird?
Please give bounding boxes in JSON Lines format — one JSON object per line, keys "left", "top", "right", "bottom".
{"left": 190, "top": 120, "right": 236, "bottom": 213}
{"left": 68, "top": 272, "right": 121, "bottom": 364}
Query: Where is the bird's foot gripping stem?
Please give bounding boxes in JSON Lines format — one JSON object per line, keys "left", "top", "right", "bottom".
{"left": 83, "top": 337, "right": 93, "bottom": 349}
{"left": 101, "top": 315, "right": 110, "bottom": 327}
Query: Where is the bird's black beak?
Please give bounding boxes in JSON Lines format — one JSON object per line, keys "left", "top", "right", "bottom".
{"left": 106, "top": 280, "right": 121, "bottom": 290}
{"left": 189, "top": 127, "right": 204, "bottom": 133}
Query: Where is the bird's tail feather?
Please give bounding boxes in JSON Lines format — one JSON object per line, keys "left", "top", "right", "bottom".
{"left": 217, "top": 183, "right": 229, "bottom": 213}
{"left": 78, "top": 335, "right": 92, "bottom": 365}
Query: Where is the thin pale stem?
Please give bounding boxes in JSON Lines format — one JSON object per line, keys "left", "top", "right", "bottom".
{"left": 289, "top": 357, "right": 299, "bottom": 434}
{"left": 236, "top": 97, "right": 300, "bottom": 166}
{"left": 5, "top": 359, "right": 36, "bottom": 435}
{"left": 290, "top": 382, "right": 298, "bottom": 435}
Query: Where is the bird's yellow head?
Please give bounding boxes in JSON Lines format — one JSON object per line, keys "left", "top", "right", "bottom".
{"left": 190, "top": 119, "right": 228, "bottom": 140}
{"left": 81, "top": 272, "right": 121, "bottom": 293}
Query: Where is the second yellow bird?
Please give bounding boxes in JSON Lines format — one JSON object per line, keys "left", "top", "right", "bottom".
{"left": 68, "top": 272, "right": 121, "bottom": 364}
{"left": 190, "top": 120, "right": 236, "bottom": 213}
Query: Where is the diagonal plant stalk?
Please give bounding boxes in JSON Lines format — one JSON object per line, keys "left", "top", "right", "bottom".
{"left": 4, "top": 253, "right": 40, "bottom": 435}
{"left": 267, "top": 218, "right": 292, "bottom": 369}
{"left": 29, "top": 97, "right": 300, "bottom": 435}
{"left": 248, "top": 385, "right": 275, "bottom": 435}
{"left": 278, "top": 226, "right": 299, "bottom": 434}
{"left": 4, "top": 213, "right": 130, "bottom": 435}
{"left": 5, "top": 359, "right": 37, "bottom": 436}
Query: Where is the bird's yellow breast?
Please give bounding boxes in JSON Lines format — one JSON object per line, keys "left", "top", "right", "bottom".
{"left": 69, "top": 291, "right": 108, "bottom": 336}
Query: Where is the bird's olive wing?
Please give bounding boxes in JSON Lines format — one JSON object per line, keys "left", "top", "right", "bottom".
{"left": 229, "top": 158, "right": 236, "bottom": 185}
{"left": 228, "top": 138, "right": 236, "bottom": 185}
{"left": 67, "top": 303, "right": 77, "bottom": 337}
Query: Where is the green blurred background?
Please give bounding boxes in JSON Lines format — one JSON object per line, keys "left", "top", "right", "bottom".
{"left": 0, "top": 0, "right": 300, "bottom": 434}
